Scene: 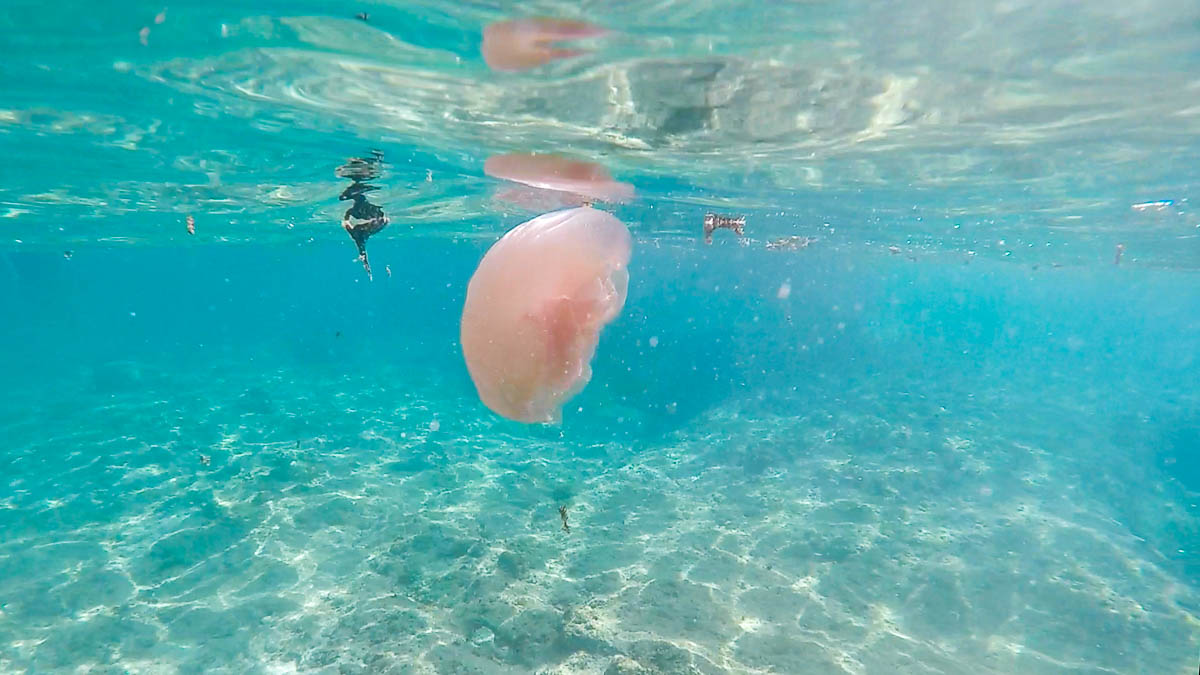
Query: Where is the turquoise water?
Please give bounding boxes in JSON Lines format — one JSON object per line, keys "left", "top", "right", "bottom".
{"left": 2, "top": 1, "right": 1199, "bottom": 673}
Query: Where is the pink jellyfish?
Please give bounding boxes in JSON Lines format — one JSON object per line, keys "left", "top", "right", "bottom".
{"left": 481, "top": 18, "right": 607, "bottom": 72}
{"left": 485, "top": 153, "right": 635, "bottom": 208}
{"left": 461, "top": 206, "right": 633, "bottom": 423}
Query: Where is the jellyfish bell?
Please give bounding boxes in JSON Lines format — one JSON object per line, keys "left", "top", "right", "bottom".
{"left": 461, "top": 206, "right": 633, "bottom": 424}
{"left": 485, "top": 153, "right": 635, "bottom": 207}
{"left": 481, "top": 18, "right": 607, "bottom": 72}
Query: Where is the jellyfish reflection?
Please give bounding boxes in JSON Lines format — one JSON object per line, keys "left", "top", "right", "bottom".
{"left": 485, "top": 153, "right": 634, "bottom": 209}
{"left": 336, "top": 152, "right": 389, "bottom": 279}
{"left": 481, "top": 18, "right": 607, "bottom": 72}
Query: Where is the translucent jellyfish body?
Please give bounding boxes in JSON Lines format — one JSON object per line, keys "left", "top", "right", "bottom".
{"left": 461, "top": 207, "right": 632, "bottom": 423}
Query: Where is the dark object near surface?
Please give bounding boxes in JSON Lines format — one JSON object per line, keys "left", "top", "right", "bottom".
{"left": 558, "top": 505, "right": 570, "bottom": 533}
{"left": 336, "top": 152, "right": 389, "bottom": 279}
{"left": 355, "top": 12, "right": 369, "bottom": 22}
{"left": 335, "top": 150, "right": 384, "bottom": 181}
{"left": 703, "top": 212, "right": 745, "bottom": 244}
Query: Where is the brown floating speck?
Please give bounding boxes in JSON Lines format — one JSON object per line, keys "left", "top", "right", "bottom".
{"left": 703, "top": 212, "right": 745, "bottom": 244}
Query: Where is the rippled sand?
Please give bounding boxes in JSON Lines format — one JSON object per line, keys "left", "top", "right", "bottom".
{"left": 1, "top": 360, "right": 1194, "bottom": 674}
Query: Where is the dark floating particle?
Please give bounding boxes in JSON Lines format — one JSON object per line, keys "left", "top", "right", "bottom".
{"left": 558, "top": 505, "right": 570, "bottom": 534}
{"left": 199, "top": 454, "right": 211, "bottom": 466}
{"left": 355, "top": 12, "right": 369, "bottom": 22}
{"left": 63, "top": 250, "right": 73, "bottom": 259}
{"left": 703, "top": 212, "right": 745, "bottom": 244}
{"left": 336, "top": 152, "right": 390, "bottom": 279}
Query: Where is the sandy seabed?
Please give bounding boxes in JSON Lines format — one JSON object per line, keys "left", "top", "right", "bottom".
{"left": 0, "top": 360, "right": 1196, "bottom": 674}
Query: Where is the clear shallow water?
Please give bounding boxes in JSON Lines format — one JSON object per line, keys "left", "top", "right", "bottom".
{"left": 1, "top": 1, "right": 1199, "bottom": 674}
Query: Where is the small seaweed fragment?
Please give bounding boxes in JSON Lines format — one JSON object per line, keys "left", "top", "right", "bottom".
{"left": 765, "top": 235, "right": 816, "bottom": 251}
{"left": 558, "top": 505, "right": 570, "bottom": 533}
{"left": 703, "top": 212, "right": 745, "bottom": 244}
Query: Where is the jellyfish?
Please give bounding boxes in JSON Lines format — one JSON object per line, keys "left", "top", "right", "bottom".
{"left": 461, "top": 206, "right": 632, "bottom": 423}
{"left": 485, "top": 153, "right": 635, "bottom": 208}
{"left": 481, "top": 18, "right": 607, "bottom": 72}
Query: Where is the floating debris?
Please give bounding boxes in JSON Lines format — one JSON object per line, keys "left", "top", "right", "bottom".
{"left": 1131, "top": 200, "right": 1173, "bottom": 211}
{"left": 199, "top": 454, "right": 211, "bottom": 467}
{"left": 336, "top": 151, "right": 389, "bottom": 279}
{"left": 703, "top": 212, "right": 745, "bottom": 244}
{"left": 765, "top": 236, "right": 816, "bottom": 251}
{"left": 355, "top": 12, "right": 369, "bottom": 22}
{"left": 186, "top": 214, "right": 195, "bottom": 235}
{"left": 63, "top": 250, "right": 73, "bottom": 259}
{"left": 558, "top": 505, "right": 570, "bottom": 533}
